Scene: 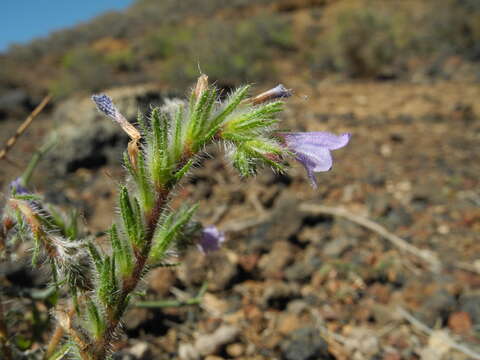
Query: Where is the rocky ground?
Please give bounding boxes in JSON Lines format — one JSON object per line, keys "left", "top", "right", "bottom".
{"left": 1, "top": 81, "right": 479, "bottom": 359}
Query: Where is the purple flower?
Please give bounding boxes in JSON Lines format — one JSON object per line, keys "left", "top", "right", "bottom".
{"left": 92, "top": 94, "right": 119, "bottom": 119}
{"left": 198, "top": 226, "right": 225, "bottom": 254}
{"left": 9, "top": 177, "right": 29, "bottom": 195}
{"left": 279, "top": 132, "right": 350, "bottom": 188}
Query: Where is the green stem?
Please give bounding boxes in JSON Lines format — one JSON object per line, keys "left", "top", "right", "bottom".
{"left": 21, "top": 135, "right": 56, "bottom": 187}
{"left": 86, "top": 189, "right": 170, "bottom": 360}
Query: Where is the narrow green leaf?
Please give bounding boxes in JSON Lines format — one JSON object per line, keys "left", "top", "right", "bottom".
{"left": 172, "top": 159, "right": 194, "bottom": 183}
{"left": 119, "top": 187, "right": 138, "bottom": 246}
{"left": 210, "top": 85, "right": 250, "bottom": 129}
{"left": 133, "top": 197, "right": 145, "bottom": 247}
{"left": 150, "top": 108, "right": 171, "bottom": 185}
{"left": 223, "top": 101, "right": 283, "bottom": 135}
{"left": 110, "top": 224, "right": 132, "bottom": 276}
{"left": 97, "top": 256, "right": 110, "bottom": 305}
{"left": 98, "top": 256, "right": 117, "bottom": 306}
{"left": 136, "top": 111, "right": 148, "bottom": 138}
{"left": 87, "top": 242, "right": 103, "bottom": 273}
{"left": 171, "top": 103, "right": 185, "bottom": 163}
{"left": 233, "top": 147, "right": 255, "bottom": 176}
{"left": 187, "top": 88, "right": 211, "bottom": 142}
{"left": 150, "top": 204, "right": 198, "bottom": 261}
{"left": 86, "top": 299, "right": 104, "bottom": 338}
{"left": 197, "top": 88, "right": 217, "bottom": 136}
{"left": 136, "top": 151, "right": 154, "bottom": 210}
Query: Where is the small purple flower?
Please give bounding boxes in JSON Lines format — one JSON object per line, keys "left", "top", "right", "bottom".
{"left": 92, "top": 94, "right": 119, "bottom": 119}
{"left": 198, "top": 226, "right": 225, "bottom": 254}
{"left": 9, "top": 177, "right": 29, "bottom": 195}
{"left": 279, "top": 132, "right": 350, "bottom": 188}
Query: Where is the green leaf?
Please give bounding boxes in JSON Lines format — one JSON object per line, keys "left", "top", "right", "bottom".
{"left": 86, "top": 299, "right": 105, "bottom": 338}
{"left": 232, "top": 139, "right": 286, "bottom": 176}
{"left": 196, "top": 88, "right": 217, "bottom": 141}
{"left": 87, "top": 242, "right": 103, "bottom": 273}
{"left": 172, "top": 159, "right": 194, "bottom": 183}
{"left": 136, "top": 151, "right": 154, "bottom": 212}
{"left": 119, "top": 186, "right": 139, "bottom": 247}
{"left": 98, "top": 256, "right": 117, "bottom": 306}
{"left": 150, "top": 204, "right": 198, "bottom": 262}
{"left": 210, "top": 85, "right": 250, "bottom": 130}
{"left": 222, "top": 101, "right": 284, "bottom": 140}
{"left": 136, "top": 111, "right": 148, "bottom": 138}
{"left": 110, "top": 224, "right": 133, "bottom": 276}
{"left": 187, "top": 88, "right": 212, "bottom": 144}
{"left": 171, "top": 103, "right": 186, "bottom": 163}
{"left": 150, "top": 108, "right": 171, "bottom": 185}
{"left": 232, "top": 146, "right": 255, "bottom": 176}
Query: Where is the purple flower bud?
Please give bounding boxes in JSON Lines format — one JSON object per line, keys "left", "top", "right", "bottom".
{"left": 279, "top": 132, "right": 350, "bottom": 188}
{"left": 252, "top": 84, "right": 293, "bottom": 105}
{"left": 198, "top": 226, "right": 225, "bottom": 254}
{"left": 9, "top": 177, "right": 29, "bottom": 195}
{"left": 92, "top": 94, "right": 119, "bottom": 119}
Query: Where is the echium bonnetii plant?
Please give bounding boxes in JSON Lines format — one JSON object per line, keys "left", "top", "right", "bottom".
{"left": 2, "top": 75, "right": 349, "bottom": 359}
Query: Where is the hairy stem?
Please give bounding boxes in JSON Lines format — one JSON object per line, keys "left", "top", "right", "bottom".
{"left": 86, "top": 189, "right": 170, "bottom": 360}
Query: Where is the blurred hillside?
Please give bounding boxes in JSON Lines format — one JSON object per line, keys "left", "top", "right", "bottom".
{"left": 0, "top": 0, "right": 479, "bottom": 114}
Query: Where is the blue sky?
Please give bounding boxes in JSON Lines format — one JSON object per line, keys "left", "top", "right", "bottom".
{"left": 0, "top": 0, "right": 134, "bottom": 52}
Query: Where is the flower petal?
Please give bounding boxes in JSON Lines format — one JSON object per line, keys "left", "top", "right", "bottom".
{"left": 284, "top": 132, "right": 350, "bottom": 150}
{"left": 295, "top": 144, "right": 333, "bottom": 172}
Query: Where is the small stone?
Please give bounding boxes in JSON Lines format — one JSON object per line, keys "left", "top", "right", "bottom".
{"left": 323, "top": 237, "right": 355, "bottom": 257}
{"left": 178, "top": 251, "right": 208, "bottom": 286}
{"left": 202, "top": 293, "right": 230, "bottom": 317}
{"left": 419, "top": 289, "right": 456, "bottom": 326}
{"left": 448, "top": 311, "right": 472, "bottom": 334}
{"left": 226, "top": 343, "right": 245, "bottom": 357}
{"left": 259, "top": 241, "right": 294, "bottom": 279}
{"left": 250, "top": 192, "right": 303, "bottom": 251}
{"left": 123, "top": 308, "right": 150, "bottom": 331}
{"left": 207, "top": 254, "right": 238, "bottom": 291}
{"left": 128, "top": 342, "right": 150, "bottom": 359}
{"left": 383, "top": 351, "right": 401, "bottom": 360}
{"left": 343, "top": 327, "right": 379, "bottom": 357}
{"left": 238, "top": 253, "right": 260, "bottom": 272}
{"left": 277, "top": 313, "right": 303, "bottom": 335}
{"left": 179, "top": 343, "right": 200, "bottom": 360}
{"left": 148, "top": 267, "right": 176, "bottom": 296}
{"left": 280, "top": 327, "right": 331, "bottom": 360}
{"left": 262, "top": 281, "right": 300, "bottom": 310}
{"left": 195, "top": 325, "right": 239, "bottom": 356}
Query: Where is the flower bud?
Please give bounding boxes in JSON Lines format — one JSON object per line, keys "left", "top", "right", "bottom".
{"left": 251, "top": 84, "right": 292, "bottom": 105}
